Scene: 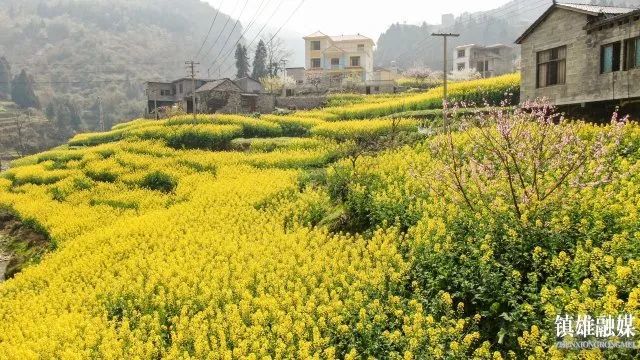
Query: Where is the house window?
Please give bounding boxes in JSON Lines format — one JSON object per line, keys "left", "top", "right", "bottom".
{"left": 601, "top": 42, "right": 621, "bottom": 73}
{"left": 331, "top": 58, "right": 340, "bottom": 66}
{"left": 311, "top": 58, "right": 321, "bottom": 68}
{"left": 160, "top": 89, "right": 171, "bottom": 96}
{"left": 350, "top": 56, "right": 361, "bottom": 67}
{"left": 458, "top": 50, "right": 466, "bottom": 58}
{"left": 457, "top": 63, "right": 465, "bottom": 71}
{"left": 358, "top": 44, "right": 365, "bottom": 51}
{"left": 296, "top": 80, "right": 304, "bottom": 85}
{"left": 311, "top": 41, "right": 321, "bottom": 51}
{"left": 537, "top": 46, "right": 566, "bottom": 88}
{"left": 179, "top": 83, "right": 183, "bottom": 94}
{"left": 477, "top": 60, "right": 489, "bottom": 72}
{"left": 624, "top": 37, "right": 640, "bottom": 70}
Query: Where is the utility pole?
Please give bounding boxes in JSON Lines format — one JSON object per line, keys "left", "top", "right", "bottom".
{"left": 186, "top": 60, "right": 200, "bottom": 119}
{"left": 97, "top": 96, "right": 104, "bottom": 132}
{"left": 15, "top": 114, "right": 25, "bottom": 157}
{"left": 154, "top": 90, "right": 158, "bottom": 120}
{"left": 280, "top": 59, "right": 288, "bottom": 96}
{"left": 432, "top": 32, "right": 459, "bottom": 130}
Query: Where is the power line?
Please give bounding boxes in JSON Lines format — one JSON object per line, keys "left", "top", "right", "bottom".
{"left": 393, "top": 0, "right": 550, "bottom": 63}
{"left": 217, "top": 0, "right": 287, "bottom": 76}
{"left": 422, "top": 1, "right": 552, "bottom": 70}
{"left": 206, "top": 0, "right": 251, "bottom": 74}
{"left": 200, "top": 0, "right": 243, "bottom": 61}
{"left": 1, "top": 79, "right": 147, "bottom": 85}
{"left": 218, "top": 0, "right": 307, "bottom": 77}
{"left": 195, "top": 0, "right": 225, "bottom": 61}
{"left": 266, "top": 0, "right": 306, "bottom": 45}
{"left": 206, "top": 0, "right": 272, "bottom": 75}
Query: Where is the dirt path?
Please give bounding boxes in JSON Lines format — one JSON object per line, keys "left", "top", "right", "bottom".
{"left": 0, "top": 251, "right": 8, "bottom": 281}
{"left": 0, "top": 212, "right": 51, "bottom": 282}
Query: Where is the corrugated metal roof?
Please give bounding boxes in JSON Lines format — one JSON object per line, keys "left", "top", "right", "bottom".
{"left": 557, "top": 2, "right": 637, "bottom": 15}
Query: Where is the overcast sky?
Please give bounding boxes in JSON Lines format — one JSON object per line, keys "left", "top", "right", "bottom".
{"left": 204, "top": 0, "right": 514, "bottom": 40}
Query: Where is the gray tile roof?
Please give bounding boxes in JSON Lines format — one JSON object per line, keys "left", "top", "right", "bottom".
{"left": 557, "top": 2, "right": 637, "bottom": 15}
{"left": 516, "top": 2, "right": 639, "bottom": 44}
{"left": 195, "top": 79, "right": 240, "bottom": 93}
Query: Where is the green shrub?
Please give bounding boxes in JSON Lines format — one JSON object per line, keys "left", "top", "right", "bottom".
{"left": 85, "top": 169, "right": 118, "bottom": 183}
{"left": 140, "top": 171, "right": 178, "bottom": 193}
{"left": 89, "top": 199, "right": 139, "bottom": 210}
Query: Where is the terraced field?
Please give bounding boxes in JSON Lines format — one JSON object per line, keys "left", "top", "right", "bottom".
{"left": 0, "top": 74, "right": 638, "bottom": 359}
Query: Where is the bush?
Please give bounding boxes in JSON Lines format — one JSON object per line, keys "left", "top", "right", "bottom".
{"left": 261, "top": 115, "right": 324, "bottom": 137}
{"left": 310, "top": 119, "right": 418, "bottom": 142}
{"left": 163, "top": 125, "right": 243, "bottom": 150}
{"left": 166, "top": 114, "right": 283, "bottom": 138}
{"left": 140, "top": 171, "right": 177, "bottom": 193}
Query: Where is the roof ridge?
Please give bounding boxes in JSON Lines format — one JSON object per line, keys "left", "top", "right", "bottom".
{"left": 558, "top": 1, "right": 638, "bottom": 10}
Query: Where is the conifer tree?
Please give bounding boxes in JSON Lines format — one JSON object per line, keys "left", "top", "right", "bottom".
{"left": 0, "top": 57, "right": 11, "bottom": 99}
{"left": 235, "top": 44, "right": 250, "bottom": 79}
{"left": 11, "top": 70, "right": 40, "bottom": 109}
{"left": 252, "top": 40, "right": 268, "bottom": 79}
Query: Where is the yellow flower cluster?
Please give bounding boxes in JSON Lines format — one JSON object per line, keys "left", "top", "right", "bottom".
{"left": 1, "top": 75, "right": 636, "bottom": 359}
{"left": 320, "top": 73, "right": 520, "bottom": 120}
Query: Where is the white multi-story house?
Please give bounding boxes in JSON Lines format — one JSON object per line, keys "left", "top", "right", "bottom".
{"left": 453, "top": 44, "right": 515, "bottom": 78}
{"left": 302, "top": 31, "right": 375, "bottom": 85}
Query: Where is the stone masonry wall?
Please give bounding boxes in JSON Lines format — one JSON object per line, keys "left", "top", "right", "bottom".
{"left": 275, "top": 96, "right": 327, "bottom": 110}
{"left": 521, "top": 8, "right": 640, "bottom": 105}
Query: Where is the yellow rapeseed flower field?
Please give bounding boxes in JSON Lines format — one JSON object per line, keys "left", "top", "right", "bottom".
{"left": 0, "top": 76, "right": 637, "bottom": 359}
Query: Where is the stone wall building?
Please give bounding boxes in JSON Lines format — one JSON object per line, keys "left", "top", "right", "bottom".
{"left": 195, "top": 79, "right": 274, "bottom": 114}
{"left": 146, "top": 78, "right": 275, "bottom": 116}
{"left": 516, "top": 2, "right": 640, "bottom": 108}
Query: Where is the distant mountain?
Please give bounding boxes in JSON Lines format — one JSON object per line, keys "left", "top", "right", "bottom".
{"left": 0, "top": 0, "right": 243, "bottom": 131}
{"left": 374, "top": 0, "right": 639, "bottom": 70}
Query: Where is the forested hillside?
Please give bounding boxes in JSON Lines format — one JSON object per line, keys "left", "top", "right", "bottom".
{"left": 375, "top": 0, "right": 639, "bottom": 69}
{"left": 0, "top": 0, "right": 241, "bottom": 133}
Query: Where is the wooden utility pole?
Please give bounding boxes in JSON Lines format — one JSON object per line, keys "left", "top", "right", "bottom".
{"left": 97, "top": 96, "right": 104, "bottom": 132}
{"left": 432, "top": 32, "right": 459, "bottom": 130}
{"left": 186, "top": 60, "right": 200, "bottom": 119}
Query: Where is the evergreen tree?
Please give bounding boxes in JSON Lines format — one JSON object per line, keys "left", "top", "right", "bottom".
{"left": 11, "top": 70, "right": 40, "bottom": 109}
{"left": 235, "top": 44, "right": 250, "bottom": 79}
{"left": 252, "top": 40, "right": 268, "bottom": 79}
{"left": 45, "top": 102, "right": 56, "bottom": 120}
{"left": 0, "top": 57, "right": 11, "bottom": 99}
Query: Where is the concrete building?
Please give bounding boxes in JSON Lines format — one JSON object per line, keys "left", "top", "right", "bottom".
{"left": 234, "top": 77, "right": 264, "bottom": 94}
{"left": 442, "top": 14, "right": 455, "bottom": 28}
{"left": 367, "top": 67, "right": 400, "bottom": 94}
{"left": 453, "top": 44, "right": 515, "bottom": 77}
{"left": 146, "top": 78, "right": 274, "bottom": 117}
{"left": 516, "top": 2, "right": 640, "bottom": 108}
{"left": 286, "top": 67, "right": 306, "bottom": 86}
{"left": 146, "top": 78, "right": 210, "bottom": 115}
{"left": 303, "top": 31, "right": 375, "bottom": 84}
